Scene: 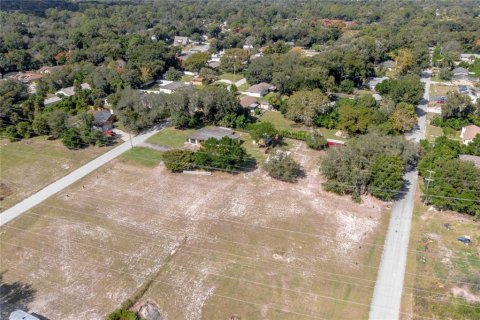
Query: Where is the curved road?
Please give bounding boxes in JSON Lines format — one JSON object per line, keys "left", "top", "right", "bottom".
{"left": 369, "top": 71, "right": 430, "bottom": 319}
{"left": 0, "top": 123, "right": 167, "bottom": 227}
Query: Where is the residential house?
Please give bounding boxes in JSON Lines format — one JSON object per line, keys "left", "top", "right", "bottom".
{"left": 93, "top": 109, "right": 115, "bottom": 131}
{"left": 460, "top": 125, "right": 480, "bottom": 145}
{"left": 258, "top": 99, "right": 272, "bottom": 110}
{"left": 9, "top": 310, "right": 40, "bottom": 320}
{"left": 459, "top": 154, "right": 480, "bottom": 168}
{"left": 173, "top": 36, "right": 189, "bottom": 46}
{"left": 158, "top": 81, "right": 191, "bottom": 94}
{"left": 459, "top": 53, "right": 480, "bottom": 64}
{"left": 43, "top": 96, "right": 63, "bottom": 107}
{"left": 452, "top": 67, "right": 470, "bottom": 77}
{"left": 240, "top": 96, "right": 259, "bottom": 113}
{"left": 208, "top": 61, "right": 220, "bottom": 69}
{"left": 245, "top": 82, "right": 276, "bottom": 97}
{"left": 37, "top": 65, "right": 62, "bottom": 75}
{"left": 57, "top": 83, "right": 91, "bottom": 97}
{"left": 187, "top": 127, "right": 239, "bottom": 145}
{"left": 8, "top": 71, "right": 43, "bottom": 83}
{"left": 367, "top": 76, "right": 389, "bottom": 90}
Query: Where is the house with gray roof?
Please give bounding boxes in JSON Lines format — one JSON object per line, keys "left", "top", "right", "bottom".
{"left": 187, "top": 127, "right": 239, "bottom": 145}
{"left": 56, "top": 83, "right": 91, "bottom": 97}
{"left": 93, "top": 109, "right": 115, "bottom": 131}
{"left": 245, "top": 82, "right": 276, "bottom": 97}
{"left": 159, "top": 81, "right": 191, "bottom": 94}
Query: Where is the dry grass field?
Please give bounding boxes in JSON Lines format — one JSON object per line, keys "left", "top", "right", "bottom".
{"left": 0, "top": 137, "right": 115, "bottom": 211}
{"left": 1, "top": 141, "right": 390, "bottom": 319}
{"left": 402, "top": 198, "right": 480, "bottom": 319}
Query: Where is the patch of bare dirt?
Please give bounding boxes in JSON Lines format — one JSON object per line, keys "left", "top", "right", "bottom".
{"left": 451, "top": 286, "right": 480, "bottom": 303}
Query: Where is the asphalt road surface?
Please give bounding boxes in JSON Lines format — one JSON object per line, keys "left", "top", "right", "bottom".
{"left": 0, "top": 124, "right": 167, "bottom": 227}
{"left": 369, "top": 72, "right": 430, "bottom": 319}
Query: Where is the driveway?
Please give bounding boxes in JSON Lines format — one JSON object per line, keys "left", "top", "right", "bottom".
{"left": 369, "top": 71, "right": 430, "bottom": 319}
{"left": 0, "top": 123, "right": 168, "bottom": 227}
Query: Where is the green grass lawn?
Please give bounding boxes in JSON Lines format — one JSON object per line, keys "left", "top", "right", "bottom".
{"left": 219, "top": 72, "right": 243, "bottom": 82}
{"left": 120, "top": 147, "right": 163, "bottom": 167}
{"left": 147, "top": 128, "right": 195, "bottom": 148}
{"left": 425, "top": 114, "right": 461, "bottom": 141}
{"left": 258, "top": 110, "right": 345, "bottom": 141}
{"left": 180, "top": 74, "right": 193, "bottom": 82}
{"left": 237, "top": 82, "right": 250, "bottom": 91}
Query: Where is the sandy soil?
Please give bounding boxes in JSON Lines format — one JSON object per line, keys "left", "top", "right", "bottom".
{"left": 0, "top": 141, "right": 388, "bottom": 319}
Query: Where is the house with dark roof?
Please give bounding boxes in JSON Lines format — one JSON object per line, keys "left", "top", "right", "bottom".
{"left": 93, "top": 109, "right": 115, "bottom": 131}
{"left": 187, "top": 127, "right": 239, "bottom": 145}
{"left": 452, "top": 67, "right": 469, "bottom": 77}
{"left": 245, "top": 82, "right": 276, "bottom": 97}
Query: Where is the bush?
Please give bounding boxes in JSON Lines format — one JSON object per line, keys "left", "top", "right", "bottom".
{"left": 264, "top": 149, "right": 302, "bottom": 182}
{"left": 278, "top": 129, "right": 309, "bottom": 141}
{"left": 62, "top": 128, "right": 84, "bottom": 149}
{"left": 305, "top": 132, "right": 327, "bottom": 150}
{"left": 106, "top": 308, "right": 139, "bottom": 320}
{"left": 162, "top": 149, "right": 195, "bottom": 172}
{"left": 248, "top": 122, "right": 277, "bottom": 142}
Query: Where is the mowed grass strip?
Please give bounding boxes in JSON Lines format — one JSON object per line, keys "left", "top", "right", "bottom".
{"left": 147, "top": 128, "right": 194, "bottom": 148}
{"left": 121, "top": 147, "right": 163, "bottom": 167}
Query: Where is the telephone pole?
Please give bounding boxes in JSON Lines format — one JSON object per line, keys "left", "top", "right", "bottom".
{"left": 425, "top": 170, "right": 435, "bottom": 202}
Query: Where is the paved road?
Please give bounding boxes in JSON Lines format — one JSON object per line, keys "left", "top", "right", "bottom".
{"left": 0, "top": 124, "right": 167, "bottom": 227}
{"left": 369, "top": 71, "right": 430, "bottom": 320}
{"left": 234, "top": 78, "right": 247, "bottom": 87}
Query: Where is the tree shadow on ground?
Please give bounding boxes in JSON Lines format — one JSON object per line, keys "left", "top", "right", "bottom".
{"left": 0, "top": 271, "right": 36, "bottom": 319}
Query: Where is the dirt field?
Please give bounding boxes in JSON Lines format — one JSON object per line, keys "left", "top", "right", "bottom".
{"left": 0, "top": 137, "right": 115, "bottom": 211}
{"left": 402, "top": 198, "right": 480, "bottom": 319}
{"left": 0, "top": 141, "right": 389, "bottom": 319}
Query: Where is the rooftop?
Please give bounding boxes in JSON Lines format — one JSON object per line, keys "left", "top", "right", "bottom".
{"left": 93, "top": 109, "right": 113, "bottom": 125}
{"left": 160, "top": 81, "right": 191, "bottom": 91}
{"left": 461, "top": 125, "right": 480, "bottom": 141}
{"left": 188, "top": 127, "right": 239, "bottom": 142}
{"left": 239, "top": 95, "right": 259, "bottom": 108}
{"left": 247, "top": 82, "right": 275, "bottom": 94}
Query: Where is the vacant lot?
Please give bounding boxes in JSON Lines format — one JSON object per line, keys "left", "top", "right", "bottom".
{"left": 1, "top": 141, "right": 389, "bottom": 319}
{"left": 260, "top": 110, "right": 344, "bottom": 141}
{"left": 0, "top": 137, "right": 114, "bottom": 211}
{"left": 147, "top": 127, "right": 195, "bottom": 148}
{"left": 429, "top": 84, "right": 457, "bottom": 97}
{"left": 425, "top": 113, "right": 461, "bottom": 142}
{"left": 402, "top": 198, "right": 480, "bottom": 319}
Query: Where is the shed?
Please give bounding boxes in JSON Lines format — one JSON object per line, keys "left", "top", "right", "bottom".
{"left": 187, "top": 127, "right": 239, "bottom": 145}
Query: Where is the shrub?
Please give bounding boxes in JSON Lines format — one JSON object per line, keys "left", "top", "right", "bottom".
{"left": 264, "top": 149, "right": 302, "bottom": 182}
{"left": 162, "top": 149, "right": 195, "bottom": 172}
{"left": 305, "top": 132, "right": 327, "bottom": 150}
{"left": 62, "top": 128, "right": 84, "bottom": 149}
{"left": 106, "top": 308, "right": 139, "bottom": 320}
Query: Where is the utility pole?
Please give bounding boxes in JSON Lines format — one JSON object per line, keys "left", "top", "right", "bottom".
{"left": 129, "top": 133, "right": 133, "bottom": 148}
{"left": 233, "top": 55, "right": 237, "bottom": 83}
{"left": 425, "top": 170, "right": 435, "bottom": 202}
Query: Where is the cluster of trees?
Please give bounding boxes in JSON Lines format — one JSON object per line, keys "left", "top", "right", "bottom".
{"left": 114, "top": 86, "right": 248, "bottom": 133}
{"left": 430, "top": 92, "right": 480, "bottom": 130}
{"left": 162, "top": 137, "right": 250, "bottom": 173}
{"left": 321, "top": 132, "right": 418, "bottom": 201}
{"left": 0, "top": 79, "right": 112, "bottom": 148}
{"left": 418, "top": 136, "right": 480, "bottom": 215}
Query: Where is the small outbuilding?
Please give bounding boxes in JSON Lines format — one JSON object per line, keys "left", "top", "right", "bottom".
{"left": 187, "top": 127, "right": 239, "bottom": 145}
